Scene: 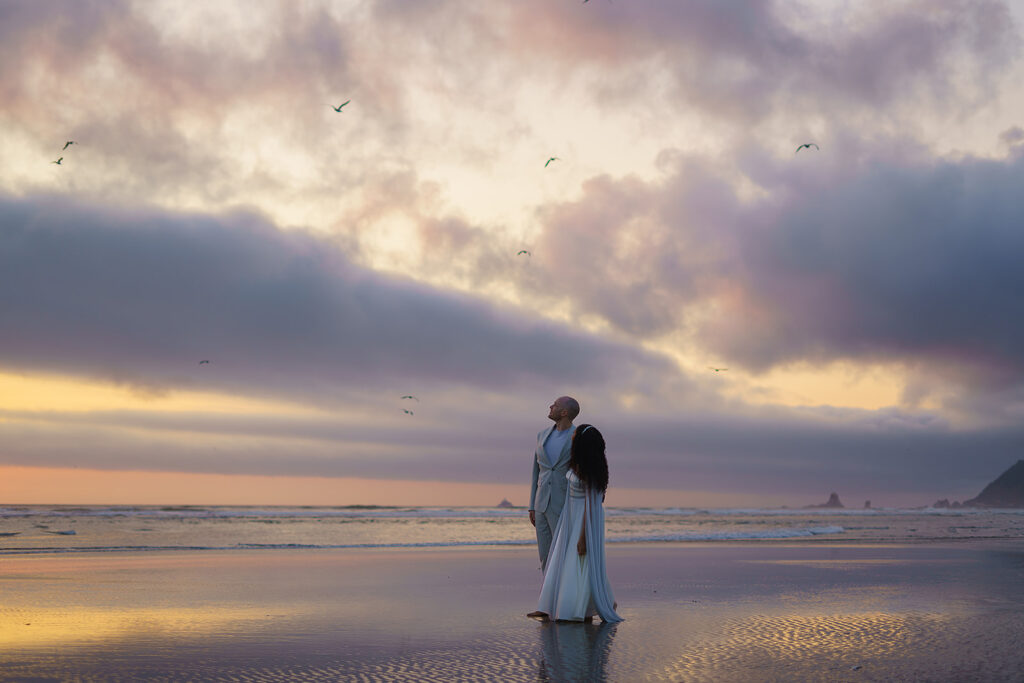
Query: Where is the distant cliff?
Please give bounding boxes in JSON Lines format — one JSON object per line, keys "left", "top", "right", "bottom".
{"left": 963, "top": 460, "right": 1024, "bottom": 508}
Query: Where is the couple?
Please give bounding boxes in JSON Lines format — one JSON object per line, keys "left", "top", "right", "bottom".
{"left": 527, "top": 396, "right": 623, "bottom": 623}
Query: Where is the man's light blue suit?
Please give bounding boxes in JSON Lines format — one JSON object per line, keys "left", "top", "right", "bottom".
{"left": 530, "top": 424, "right": 574, "bottom": 570}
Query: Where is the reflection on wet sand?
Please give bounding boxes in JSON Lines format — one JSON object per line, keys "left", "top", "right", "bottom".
{"left": 0, "top": 605, "right": 276, "bottom": 650}
{"left": 3, "top": 544, "right": 1024, "bottom": 681}
{"left": 538, "top": 620, "right": 618, "bottom": 682}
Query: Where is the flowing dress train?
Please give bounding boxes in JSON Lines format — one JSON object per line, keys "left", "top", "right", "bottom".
{"left": 536, "top": 470, "right": 623, "bottom": 622}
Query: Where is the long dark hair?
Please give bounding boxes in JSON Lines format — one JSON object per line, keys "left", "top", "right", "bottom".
{"left": 569, "top": 423, "right": 609, "bottom": 494}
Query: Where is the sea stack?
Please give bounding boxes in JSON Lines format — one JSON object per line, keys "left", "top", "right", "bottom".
{"left": 963, "top": 460, "right": 1024, "bottom": 508}
{"left": 496, "top": 498, "right": 514, "bottom": 508}
{"left": 804, "top": 492, "right": 845, "bottom": 509}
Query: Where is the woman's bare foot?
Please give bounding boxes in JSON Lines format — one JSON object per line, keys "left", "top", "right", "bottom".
{"left": 526, "top": 611, "right": 549, "bottom": 620}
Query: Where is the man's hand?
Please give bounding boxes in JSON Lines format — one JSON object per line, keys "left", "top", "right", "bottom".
{"left": 529, "top": 510, "right": 536, "bottom": 527}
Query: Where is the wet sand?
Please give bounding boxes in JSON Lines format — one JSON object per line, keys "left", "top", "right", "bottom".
{"left": 2, "top": 542, "right": 1024, "bottom": 681}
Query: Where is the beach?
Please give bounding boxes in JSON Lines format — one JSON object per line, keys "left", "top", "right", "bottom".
{"left": 3, "top": 541, "right": 1024, "bottom": 681}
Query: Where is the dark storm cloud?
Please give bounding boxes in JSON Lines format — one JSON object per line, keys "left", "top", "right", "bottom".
{"left": 716, "top": 150, "right": 1024, "bottom": 383}
{"left": 0, "top": 194, "right": 673, "bottom": 401}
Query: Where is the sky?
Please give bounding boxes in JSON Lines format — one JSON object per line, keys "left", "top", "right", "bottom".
{"left": 2, "top": 0, "right": 1024, "bottom": 507}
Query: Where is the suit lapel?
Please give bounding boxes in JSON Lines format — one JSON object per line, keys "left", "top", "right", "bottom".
{"left": 553, "top": 425, "right": 574, "bottom": 468}
{"left": 538, "top": 426, "right": 554, "bottom": 466}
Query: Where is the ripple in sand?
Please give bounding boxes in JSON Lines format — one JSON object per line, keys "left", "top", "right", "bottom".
{"left": 650, "top": 610, "right": 1024, "bottom": 682}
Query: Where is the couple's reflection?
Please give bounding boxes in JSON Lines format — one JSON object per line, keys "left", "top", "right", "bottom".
{"left": 537, "top": 619, "right": 618, "bottom": 682}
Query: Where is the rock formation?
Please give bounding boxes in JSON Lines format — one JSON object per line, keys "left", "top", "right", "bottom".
{"left": 496, "top": 498, "right": 515, "bottom": 508}
{"left": 804, "top": 492, "right": 844, "bottom": 509}
{"left": 963, "top": 460, "right": 1024, "bottom": 508}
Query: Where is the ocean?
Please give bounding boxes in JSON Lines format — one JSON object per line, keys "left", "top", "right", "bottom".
{"left": 3, "top": 505, "right": 1024, "bottom": 555}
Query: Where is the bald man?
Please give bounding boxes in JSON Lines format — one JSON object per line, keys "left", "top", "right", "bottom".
{"left": 529, "top": 395, "right": 580, "bottom": 571}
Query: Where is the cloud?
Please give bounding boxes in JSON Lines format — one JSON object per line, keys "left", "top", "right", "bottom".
{"left": 499, "top": 140, "right": 1024, "bottom": 417}
{"left": 494, "top": 0, "right": 1018, "bottom": 123}
{"left": 716, "top": 150, "right": 1024, "bottom": 383}
{"left": 0, "top": 193, "right": 674, "bottom": 403}
{"left": 5, "top": 1, "right": 1015, "bottom": 205}
{"left": 2, "top": 401, "right": 1018, "bottom": 504}
{"left": 2, "top": 2, "right": 1023, "bottom": 504}
{"left": 1000, "top": 125, "right": 1024, "bottom": 146}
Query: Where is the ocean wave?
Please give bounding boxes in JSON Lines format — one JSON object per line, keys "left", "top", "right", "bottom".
{"left": 4, "top": 504, "right": 1024, "bottom": 522}
{"left": 0, "top": 526, "right": 848, "bottom": 555}
{"left": 608, "top": 526, "right": 846, "bottom": 542}
{"left": 607, "top": 507, "right": 703, "bottom": 517}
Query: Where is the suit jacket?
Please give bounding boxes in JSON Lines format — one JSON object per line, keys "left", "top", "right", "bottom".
{"left": 530, "top": 425, "right": 574, "bottom": 514}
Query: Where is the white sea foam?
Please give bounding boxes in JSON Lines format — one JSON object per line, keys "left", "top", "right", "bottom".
{"left": 607, "top": 526, "right": 847, "bottom": 542}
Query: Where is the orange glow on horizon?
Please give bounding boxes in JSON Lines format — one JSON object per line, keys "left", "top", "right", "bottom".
{"left": 0, "top": 370, "right": 311, "bottom": 415}
{"left": 0, "top": 466, "right": 517, "bottom": 507}
{"left": 0, "top": 465, "right": 760, "bottom": 508}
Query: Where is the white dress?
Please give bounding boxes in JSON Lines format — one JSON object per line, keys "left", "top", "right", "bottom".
{"left": 536, "top": 470, "right": 623, "bottom": 622}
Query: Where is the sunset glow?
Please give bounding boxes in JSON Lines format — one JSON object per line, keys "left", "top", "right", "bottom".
{"left": 3, "top": 0, "right": 1024, "bottom": 506}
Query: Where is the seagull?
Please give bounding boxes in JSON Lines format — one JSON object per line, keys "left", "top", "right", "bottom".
{"left": 402, "top": 409, "right": 414, "bottom": 415}
{"left": 545, "top": 157, "right": 559, "bottom": 167}
{"left": 62, "top": 141, "right": 75, "bottom": 151}
{"left": 331, "top": 100, "right": 351, "bottom": 112}
{"left": 52, "top": 157, "right": 63, "bottom": 165}
{"left": 707, "top": 366, "right": 729, "bottom": 372}
{"left": 199, "top": 360, "right": 210, "bottom": 365}
{"left": 401, "top": 395, "right": 419, "bottom": 402}
{"left": 517, "top": 250, "right": 531, "bottom": 256}
{"left": 795, "top": 143, "right": 819, "bottom": 154}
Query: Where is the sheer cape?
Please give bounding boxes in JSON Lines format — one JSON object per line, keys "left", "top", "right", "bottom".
{"left": 536, "top": 470, "right": 623, "bottom": 623}
{"left": 583, "top": 484, "right": 622, "bottom": 622}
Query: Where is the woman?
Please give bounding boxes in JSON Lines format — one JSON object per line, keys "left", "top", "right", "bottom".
{"left": 533, "top": 424, "right": 623, "bottom": 623}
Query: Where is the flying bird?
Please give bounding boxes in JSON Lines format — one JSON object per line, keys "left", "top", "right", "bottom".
{"left": 517, "top": 250, "right": 531, "bottom": 256}
{"left": 331, "top": 100, "right": 351, "bottom": 112}
{"left": 707, "top": 366, "right": 729, "bottom": 372}
{"left": 401, "top": 395, "right": 419, "bottom": 402}
{"left": 795, "top": 143, "right": 819, "bottom": 154}
{"left": 51, "top": 157, "right": 63, "bottom": 165}
{"left": 544, "top": 157, "right": 559, "bottom": 167}
{"left": 199, "top": 360, "right": 210, "bottom": 365}
{"left": 62, "top": 141, "right": 75, "bottom": 151}
{"left": 402, "top": 409, "right": 414, "bottom": 415}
